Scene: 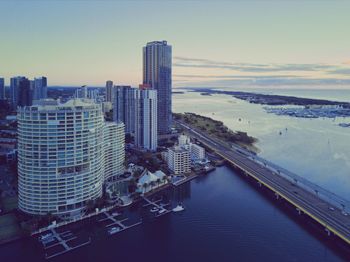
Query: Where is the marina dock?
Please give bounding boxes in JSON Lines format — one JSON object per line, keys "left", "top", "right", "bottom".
{"left": 142, "top": 196, "right": 172, "bottom": 217}
{"left": 98, "top": 211, "right": 142, "bottom": 234}
{"left": 39, "top": 228, "right": 91, "bottom": 259}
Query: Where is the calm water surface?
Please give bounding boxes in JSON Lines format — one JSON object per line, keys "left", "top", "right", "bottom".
{"left": 174, "top": 89, "right": 350, "bottom": 200}
{"left": 0, "top": 88, "right": 349, "bottom": 261}
{"left": 1, "top": 166, "right": 347, "bottom": 262}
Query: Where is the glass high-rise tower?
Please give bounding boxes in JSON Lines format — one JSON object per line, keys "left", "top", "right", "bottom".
{"left": 143, "top": 40, "right": 172, "bottom": 135}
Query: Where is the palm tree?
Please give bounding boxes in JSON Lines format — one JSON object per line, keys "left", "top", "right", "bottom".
{"left": 150, "top": 181, "right": 155, "bottom": 191}
{"left": 143, "top": 182, "right": 148, "bottom": 194}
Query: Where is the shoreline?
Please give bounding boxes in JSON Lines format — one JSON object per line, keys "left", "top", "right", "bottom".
{"left": 189, "top": 88, "right": 350, "bottom": 107}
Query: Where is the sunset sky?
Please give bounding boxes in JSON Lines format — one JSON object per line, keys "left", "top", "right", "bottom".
{"left": 1, "top": 0, "right": 350, "bottom": 88}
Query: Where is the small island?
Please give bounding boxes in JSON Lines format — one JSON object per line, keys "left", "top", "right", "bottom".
{"left": 173, "top": 112, "right": 258, "bottom": 153}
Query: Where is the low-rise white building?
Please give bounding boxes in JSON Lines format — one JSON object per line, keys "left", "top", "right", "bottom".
{"left": 167, "top": 146, "right": 191, "bottom": 175}
{"left": 190, "top": 143, "right": 205, "bottom": 161}
{"left": 137, "top": 169, "right": 168, "bottom": 194}
{"left": 178, "top": 134, "right": 190, "bottom": 148}
{"left": 177, "top": 134, "right": 206, "bottom": 161}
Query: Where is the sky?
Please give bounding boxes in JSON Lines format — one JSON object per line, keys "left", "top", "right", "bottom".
{"left": 0, "top": 0, "right": 350, "bottom": 88}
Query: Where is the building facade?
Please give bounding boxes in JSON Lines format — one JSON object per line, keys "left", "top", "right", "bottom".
{"left": 190, "top": 143, "right": 205, "bottom": 161}
{"left": 167, "top": 146, "right": 191, "bottom": 175}
{"left": 135, "top": 89, "right": 158, "bottom": 151}
{"left": 103, "top": 122, "right": 125, "bottom": 182}
{"left": 17, "top": 99, "right": 125, "bottom": 218}
{"left": 33, "top": 77, "right": 47, "bottom": 102}
{"left": 143, "top": 41, "right": 172, "bottom": 135}
{"left": 113, "top": 86, "right": 135, "bottom": 134}
{"left": 10, "top": 76, "right": 32, "bottom": 109}
{"left": 0, "top": 78, "right": 5, "bottom": 100}
{"left": 178, "top": 134, "right": 190, "bottom": 148}
{"left": 105, "top": 80, "right": 113, "bottom": 103}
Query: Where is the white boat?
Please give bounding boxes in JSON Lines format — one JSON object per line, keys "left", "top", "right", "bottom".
{"left": 172, "top": 204, "right": 185, "bottom": 212}
{"left": 112, "top": 212, "right": 120, "bottom": 217}
{"left": 158, "top": 209, "right": 166, "bottom": 215}
{"left": 39, "top": 233, "right": 53, "bottom": 241}
{"left": 108, "top": 227, "right": 120, "bottom": 235}
{"left": 150, "top": 207, "right": 158, "bottom": 213}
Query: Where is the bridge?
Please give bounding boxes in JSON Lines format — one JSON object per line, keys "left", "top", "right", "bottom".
{"left": 176, "top": 120, "right": 350, "bottom": 246}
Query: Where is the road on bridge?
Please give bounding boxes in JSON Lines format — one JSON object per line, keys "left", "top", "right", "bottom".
{"left": 176, "top": 120, "right": 350, "bottom": 245}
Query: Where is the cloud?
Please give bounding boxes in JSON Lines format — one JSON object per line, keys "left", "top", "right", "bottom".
{"left": 173, "top": 56, "right": 335, "bottom": 73}
{"left": 174, "top": 77, "right": 350, "bottom": 87}
{"left": 327, "top": 68, "right": 350, "bottom": 75}
{"left": 174, "top": 74, "right": 303, "bottom": 79}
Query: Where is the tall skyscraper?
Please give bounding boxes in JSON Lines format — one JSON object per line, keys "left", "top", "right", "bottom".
{"left": 33, "top": 77, "right": 47, "bottom": 101}
{"left": 143, "top": 40, "right": 172, "bottom": 135}
{"left": 0, "top": 78, "right": 5, "bottom": 100}
{"left": 17, "top": 99, "right": 125, "bottom": 218}
{"left": 135, "top": 89, "right": 158, "bottom": 151}
{"left": 105, "top": 80, "right": 114, "bottom": 102}
{"left": 17, "top": 77, "right": 33, "bottom": 106}
{"left": 113, "top": 86, "right": 135, "bottom": 134}
{"left": 10, "top": 76, "right": 30, "bottom": 108}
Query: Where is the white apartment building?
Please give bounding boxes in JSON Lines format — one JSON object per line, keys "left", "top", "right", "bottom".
{"left": 135, "top": 89, "right": 158, "bottom": 151}
{"left": 190, "top": 143, "right": 206, "bottom": 161}
{"left": 17, "top": 99, "right": 125, "bottom": 218}
{"left": 177, "top": 134, "right": 206, "bottom": 161}
{"left": 167, "top": 146, "right": 191, "bottom": 175}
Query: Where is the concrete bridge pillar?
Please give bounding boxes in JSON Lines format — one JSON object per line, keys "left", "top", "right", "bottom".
{"left": 257, "top": 181, "right": 262, "bottom": 187}
{"left": 275, "top": 193, "right": 280, "bottom": 200}
{"left": 296, "top": 208, "right": 301, "bottom": 215}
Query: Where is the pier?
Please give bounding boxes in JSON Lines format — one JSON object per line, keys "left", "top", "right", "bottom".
{"left": 142, "top": 196, "right": 172, "bottom": 217}
{"left": 177, "top": 120, "right": 350, "bottom": 246}
{"left": 39, "top": 228, "right": 91, "bottom": 259}
{"left": 98, "top": 211, "right": 142, "bottom": 234}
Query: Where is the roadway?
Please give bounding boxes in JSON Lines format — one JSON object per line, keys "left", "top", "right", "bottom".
{"left": 176, "top": 120, "right": 350, "bottom": 245}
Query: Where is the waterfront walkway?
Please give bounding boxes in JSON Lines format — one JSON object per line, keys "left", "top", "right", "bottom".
{"left": 177, "top": 120, "right": 350, "bottom": 245}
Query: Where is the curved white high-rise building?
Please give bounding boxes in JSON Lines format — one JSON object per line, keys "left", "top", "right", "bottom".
{"left": 17, "top": 99, "right": 116, "bottom": 218}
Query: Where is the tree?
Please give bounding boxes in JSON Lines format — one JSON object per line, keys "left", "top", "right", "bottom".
{"left": 142, "top": 182, "right": 148, "bottom": 193}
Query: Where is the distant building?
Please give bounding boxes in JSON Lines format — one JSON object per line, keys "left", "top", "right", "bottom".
{"left": 137, "top": 169, "right": 168, "bottom": 194}
{"left": 10, "top": 76, "right": 31, "bottom": 108}
{"left": 102, "top": 101, "right": 113, "bottom": 113}
{"left": 143, "top": 40, "right": 172, "bottom": 135}
{"left": 167, "top": 146, "right": 191, "bottom": 175}
{"left": 17, "top": 99, "right": 125, "bottom": 218}
{"left": 18, "top": 78, "right": 32, "bottom": 107}
{"left": 33, "top": 77, "right": 47, "bottom": 102}
{"left": 0, "top": 78, "right": 5, "bottom": 100}
{"left": 87, "top": 89, "right": 99, "bottom": 101}
{"left": 105, "top": 80, "right": 113, "bottom": 102}
{"left": 74, "top": 86, "right": 88, "bottom": 99}
{"left": 113, "top": 86, "right": 135, "bottom": 133}
{"left": 135, "top": 89, "right": 158, "bottom": 151}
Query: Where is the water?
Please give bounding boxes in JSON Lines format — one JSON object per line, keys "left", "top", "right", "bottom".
{"left": 173, "top": 89, "right": 350, "bottom": 200}
{"left": 1, "top": 166, "right": 347, "bottom": 261}
{"left": 1, "top": 88, "right": 349, "bottom": 261}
